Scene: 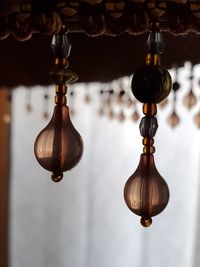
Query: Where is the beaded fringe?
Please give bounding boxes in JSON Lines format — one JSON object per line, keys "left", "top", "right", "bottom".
{"left": 0, "top": 0, "right": 200, "bottom": 40}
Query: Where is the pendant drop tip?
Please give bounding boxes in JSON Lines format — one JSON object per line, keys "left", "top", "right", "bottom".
{"left": 140, "top": 217, "right": 152, "bottom": 227}
{"left": 51, "top": 172, "right": 63, "bottom": 183}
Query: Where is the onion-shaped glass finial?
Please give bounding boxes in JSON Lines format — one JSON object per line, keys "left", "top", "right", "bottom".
{"left": 124, "top": 153, "right": 169, "bottom": 227}
{"left": 34, "top": 105, "right": 83, "bottom": 182}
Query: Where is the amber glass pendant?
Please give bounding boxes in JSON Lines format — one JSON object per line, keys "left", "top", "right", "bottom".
{"left": 183, "top": 64, "right": 197, "bottom": 110}
{"left": 124, "top": 23, "right": 171, "bottom": 227}
{"left": 34, "top": 34, "right": 83, "bottom": 182}
{"left": 124, "top": 153, "right": 169, "bottom": 227}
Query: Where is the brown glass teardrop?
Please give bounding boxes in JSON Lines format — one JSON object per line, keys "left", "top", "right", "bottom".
{"left": 183, "top": 89, "right": 197, "bottom": 109}
{"left": 124, "top": 154, "right": 169, "bottom": 220}
{"left": 34, "top": 105, "right": 83, "bottom": 176}
{"left": 167, "top": 110, "right": 180, "bottom": 128}
{"left": 131, "top": 110, "right": 139, "bottom": 122}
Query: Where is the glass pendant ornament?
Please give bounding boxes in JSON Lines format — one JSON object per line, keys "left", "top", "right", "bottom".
{"left": 25, "top": 89, "right": 32, "bottom": 113}
{"left": 124, "top": 22, "right": 171, "bottom": 227}
{"left": 69, "top": 90, "right": 75, "bottom": 117}
{"left": 118, "top": 110, "right": 125, "bottom": 122}
{"left": 104, "top": 89, "right": 112, "bottom": 107}
{"left": 117, "top": 79, "right": 125, "bottom": 103}
{"left": 43, "top": 92, "right": 49, "bottom": 120}
{"left": 131, "top": 109, "right": 139, "bottom": 122}
{"left": 194, "top": 111, "right": 200, "bottom": 128}
{"left": 108, "top": 108, "right": 115, "bottom": 120}
{"left": 124, "top": 153, "right": 169, "bottom": 226}
{"left": 84, "top": 85, "right": 92, "bottom": 104}
{"left": 117, "top": 89, "right": 125, "bottom": 104}
{"left": 34, "top": 104, "right": 83, "bottom": 182}
{"left": 167, "top": 110, "right": 180, "bottom": 128}
{"left": 98, "top": 89, "right": 104, "bottom": 116}
{"left": 130, "top": 100, "right": 139, "bottom": 122}
{"left": 34, "top": 33, "right": 83, "bottom": 182}
{"left": 183, "top": 89, "right": 197, "bottom": 109}
{"left": 131, "top": 23, "right": 171, "bottom": 104}
{"left": 105, "top": 89, "right": 115, "bottom": 120}
{"left": 183, "top": 64, "right": 197, "bottom": 109}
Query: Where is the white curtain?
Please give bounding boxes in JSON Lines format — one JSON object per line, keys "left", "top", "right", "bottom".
{"left": 9, "top": 63, "right": 200, "bottom": 267}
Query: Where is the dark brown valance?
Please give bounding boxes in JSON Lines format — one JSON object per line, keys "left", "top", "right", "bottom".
{"left": 0, "top": 1, "right": 200, "bottom": 41}
{"left": 0, "top": 1, "right": 200, "bottom": 86}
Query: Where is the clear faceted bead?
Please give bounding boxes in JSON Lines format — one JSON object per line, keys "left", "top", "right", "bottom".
{"left": 147, "top": 31, "right": 165, "bottom": 54}
{"left": 139, "top": 116, "right": 158, "bottom": 138}
{"left": 51, "top": 34, "right": 71, "bottom": 58}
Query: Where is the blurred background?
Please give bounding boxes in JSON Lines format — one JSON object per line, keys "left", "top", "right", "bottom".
{"left": 0, "top": 1, "right": 200, "bottom": 267}
{"left": 7, "top": 62, "right": 200, "bottom": 267}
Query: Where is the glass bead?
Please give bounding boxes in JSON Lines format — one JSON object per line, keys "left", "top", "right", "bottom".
{"left": 124, "top": 154, "right": 169, "bottom": 220}
{"left": 147, "top": 30, "right": 165, "bottom": 54}
{"left": 140, "top": 217, "right": 152, "bottom": 227}
{"left": 146, "top": 53, "right": 160, "bottom": 66}
{"left": 118, "top": 111, "right": 125, "bottom": 122}
{"left": 51, "top": 172, "right": 63, "bottom": 183}
{"left": 131, "top": 65, "right": 172, "bottom": 103}
{"left": 142, "top": 138, "right": 154, "bottom": 146}
{"left": 54, "top": 95, "right": 66, "bottom": 105}
{"left": 44, "top": 94, "right": 49, "bottom": 100}
{"left": 172, "top": 81, "right": 180, "bottom": 92}
{"left": 55, "top": 84, "right": 67, "bottom": 94}
{"left": 51, "top": 34, "right": 71, "bottom": 59}
{"left": 84, "top": 94, "right": 91, "bottom": 104}
{"left": 34, "top": 105, "right": 83, "bottom": 178}
{"left": 143, "top": 146, "right": 155, "bottom": 154}
{"left": 139, "top": 116, "right": 158, "bottom": 138}
{"left": 143, "top": 103, "right": 157, "bottom": 116}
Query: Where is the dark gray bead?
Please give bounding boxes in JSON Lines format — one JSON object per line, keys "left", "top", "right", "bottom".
{"left": 51, "top": 34, "right": 71, "bottom": 58}
{"left": 147, "top": 31, "right": 165, "bottom": 54}
{"left": 139, "top": 116, "right": 158, "bottom": 138}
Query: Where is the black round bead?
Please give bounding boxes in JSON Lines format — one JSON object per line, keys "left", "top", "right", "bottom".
{"left": 172, "top": 82, "right": 180, "bottom": 92}
{"left": 131, "top": 65, "right": 172, "bottom": 103}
